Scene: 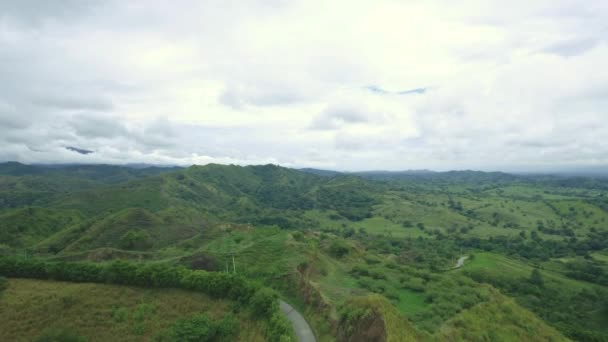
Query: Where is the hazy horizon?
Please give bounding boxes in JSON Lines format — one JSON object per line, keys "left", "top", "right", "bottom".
{"left": 3, "top": 159, "right": 608, "bottom": 176}
{"left": 1, "top": 1, "right": 607, "bottom": 171}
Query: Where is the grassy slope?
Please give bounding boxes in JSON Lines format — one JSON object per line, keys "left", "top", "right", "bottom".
{"left": 461, "top": 252, "right": 607, "bottom": 334}
{"left": 0, "top": 207, "right": 84, "bottom": 247}
{"left": 0, "top": 278, "right": 265, "bottom": 342}
{"left": 462, "top": 252, "right": 598, "bottom": 292}
{"left": 435, "top": 289, "right": 568, "bottom": 342}
{"left": 183, "top": 228, "right": 570, "bottom": 341}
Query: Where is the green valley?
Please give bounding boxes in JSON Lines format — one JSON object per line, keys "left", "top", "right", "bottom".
{"left": 1, "top": 162, "right": 608, "bottom": 341}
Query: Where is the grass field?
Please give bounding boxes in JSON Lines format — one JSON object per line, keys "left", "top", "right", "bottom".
{"left": 462, "top": 252, "right": 597, "bottom": 289}
{"left": 0, "top": 278, "right": 265, "bottom": 342}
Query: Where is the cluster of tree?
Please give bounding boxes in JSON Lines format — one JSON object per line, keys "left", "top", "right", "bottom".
{"left": 256, "top": 184, "right": 315, "bottom": 210}
{"left": 0, "top": 257, "right": 292, "bottom": 342}
{"left": 119, "top": 230, "right": 152, "bottom": 250}
{"left": 328, "top": 240, "right": 350, "bottom": 258}
{"left": 447, "top": 196, "right": 463, "bottom": 211}
{"left": 538, "top": 226, "right": 575, "bottom": 237}
{"left": 564, "top": 260, "right": 608, "bottom": 286}
{"left": 456, "top": 231, "right": 608, "bottom": 261}
{"left": 317, "top": 185, "right": 377, "bottom": 221}
{"left": 358, "top": 235, "right": 459, "bottom": 271}
{"left": 401, "top": 221, "right": 427, "bottom": 231}
{"left": 350, "top": 265, "right": 387, "bottom": 280}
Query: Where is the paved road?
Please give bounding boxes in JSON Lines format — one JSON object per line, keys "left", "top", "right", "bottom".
{"left": 455, "top": 256, "right": 468, "bottom": 268}
{"left": 279, "top": 300, "right": 316, "bottom": 342}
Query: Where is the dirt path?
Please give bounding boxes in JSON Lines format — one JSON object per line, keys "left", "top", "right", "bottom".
{"left": 279, "top": 300, "right": 316, "bottom": 342}
{"left": 455, "top": 256, "right": 468, "bottom": 268}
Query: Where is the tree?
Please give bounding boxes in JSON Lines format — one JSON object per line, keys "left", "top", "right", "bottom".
{"left": 119, "top": 230, "right": 152, "bottom": 250}
{"left": 250, "top": 288, "right": 279, "bottom": 317}
{"left": 329, "top": 240, "right": 350, "bottom": 258}
{"left": 529, "top": 268, "right": 544, "bottom": 287}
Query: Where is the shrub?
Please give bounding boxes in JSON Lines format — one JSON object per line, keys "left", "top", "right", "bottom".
{"left": 529, "top": 268, "right": 544, "bottom": 287}
{"left": 251, "top": 288, "right": 279, "bottom": 318}
{"left": 350, "top": 265, "right": 370, "bottom": 277}
{"left": 328, "top": 240, "right": 349, "bottom": 258}
{"left": 292, "top": 231, "right": 304, "bottom": 242}
{"left": 163, "top": 313, "right": 239, "bottom": 342}
{"left": 265, "top": 312, "right": 293, "bottom": 342}
{"left": 169, "top": 314, "right": 216, "bottom": 342}
{"left": 112, "top": 307, "right": 129, "bottom": 323}
{"left": 216, "top": 314, "right": 239, "bottom": 339}
{"left": 119, "top": 230, "right": 152, "bottom": 250}
{"left": 103, "top": 260, "right": 139, "bottom": 285}
{"left": 369, "top": 270, "right": 387, "bottom": 280}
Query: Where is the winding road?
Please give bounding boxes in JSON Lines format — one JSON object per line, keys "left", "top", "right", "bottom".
{"left": 279, "top": 300, "right": 316, "bottom": 342}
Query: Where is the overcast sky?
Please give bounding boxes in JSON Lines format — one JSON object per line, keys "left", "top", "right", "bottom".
{"left": 0, "top": 0, "right": 607, "bottom": 171}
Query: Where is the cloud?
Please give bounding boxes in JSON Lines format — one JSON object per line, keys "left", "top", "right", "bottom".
{"left": 30, "top": 92, "right": 114, "bottom": 112}
{"left": 0, "top": 0, "right": 101, "bottom": 23}
{"left": 310, "top": 104, "right": 373, "bottom": 130}
{"left": 69, "top": 114, "right": 128, "bottom": 139}
{"left": 0, "top": 0, "right": 606, "bottom": 171}
{"left": 219, "top": 82, "right": 307, "bottom": 109}
{"left": 542, "top": 38, "right": 600, "bottom": 57}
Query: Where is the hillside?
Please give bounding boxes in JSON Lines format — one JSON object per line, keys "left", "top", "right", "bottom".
{"left": 0, "top": 278, "right": 265, "bottom": 341}
{"left": 1, "top": 163, "right": 607, "bottom": 340}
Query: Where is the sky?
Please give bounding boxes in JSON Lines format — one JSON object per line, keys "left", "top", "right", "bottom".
{"left": 0, "top": 0, "right": 607, "bottom": 172}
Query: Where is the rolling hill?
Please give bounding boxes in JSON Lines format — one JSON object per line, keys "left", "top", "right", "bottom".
{"left": 1, "top": 162, "right": 607, "bottom": 340}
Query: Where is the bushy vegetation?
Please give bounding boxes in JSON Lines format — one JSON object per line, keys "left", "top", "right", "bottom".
{"left": 463, "top": 252, "right": 608, "bottom": 340}
{"left": 0, "top": 278, "right": 266, "bottom": 341}
{"left": 0, "top": 257, "right": 291, "bottom": 341}
{"left": 2, "top": 162, "right": 608, "bottom": 340}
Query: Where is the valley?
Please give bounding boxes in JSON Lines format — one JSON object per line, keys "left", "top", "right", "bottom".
{"left": 1, "top": 162, "right": 607, "bottom": 341}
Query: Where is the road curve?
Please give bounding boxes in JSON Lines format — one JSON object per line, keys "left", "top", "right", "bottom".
{"left": 455, "top": 256, "right": 468, "bottom": 268}
{"left": 279, "top": 300, "right": 316, "bottom": 342}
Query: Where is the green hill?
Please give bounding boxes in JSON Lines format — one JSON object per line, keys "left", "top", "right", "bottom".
{"left": 0, "top": 207, "right": 83, "bottom": 248}
{"left": 1, "top": 163, "right": 607, "bottom": 340}
{"left": 435, "top": 289, "right": 568, "bottom": 341}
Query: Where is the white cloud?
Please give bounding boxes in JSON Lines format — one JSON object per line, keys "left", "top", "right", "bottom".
{"left": 0, "top": 0, "right": 606, "bottom": 171}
